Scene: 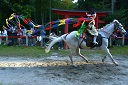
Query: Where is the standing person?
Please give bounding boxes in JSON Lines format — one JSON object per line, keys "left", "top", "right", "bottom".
{"left": 34, "top": 30, "right": 41, "bottom": 46}
{"left": 49, "top": 32, "right": 57, "bottom": 41}
{"left": 116, "top": 30, "right": 123, "bottom": 46}
{"left": 1, "top": 28, "right": 7, "bottom": 45}
{"left": 2, "top": 29, "right": 7, "bottom": 36}
{"left": 75, "top": 8, "right": 98, "bottom": 47}
{"left": 40, "top": 30, "right": 46, "bottom": 47}
{"left": 111, "top": 32, "right": 117, "bottom": 45}
{"left": 26, "top": 27, "right": 34, "bottom": 46}
{"left": 125, "top": 30, "right": 128, "bottom": 45}
{"left": 11, "top": 26, "right": 18, "bottom": 45}
{"left": 58, "top": 31, "right": 63, "bottom": 50}
{"left": 21, "top": 27, "right": 27, "bottom": 46}
{"left": 16, "top": 28, "right": 22, "bottom": 46}
{"left": 36, "top": 31, "right": 41, "bottom": 42}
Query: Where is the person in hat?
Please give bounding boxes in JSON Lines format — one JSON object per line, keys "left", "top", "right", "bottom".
{"left": 75, "top": 8, "right": 98, "bottom": 47}
{"left": 86, "top": 8, "right": 98, "bottom": 46}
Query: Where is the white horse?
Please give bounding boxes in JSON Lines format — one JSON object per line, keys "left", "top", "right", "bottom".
{"left": 45, "top": 19, "right": 127, "bottom": 66}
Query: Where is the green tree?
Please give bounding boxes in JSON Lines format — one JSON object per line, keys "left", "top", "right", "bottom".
{"left": 76, "top": 0, "right": 128, "bottom": 30}
{"left": 34, "top": 0, "right": 76, "bottom": 24}
{"left": 0, "top": 0, "right": 33, "bottom": 29}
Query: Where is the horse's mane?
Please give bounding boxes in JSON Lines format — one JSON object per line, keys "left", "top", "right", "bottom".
{"left": 102, "top": 19, "right": 121, "bottom": 30}
{"left": 102, "top": 22, "right": 112, "bottom": 29}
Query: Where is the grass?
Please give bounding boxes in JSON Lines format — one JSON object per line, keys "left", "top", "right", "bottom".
{"left": 0, "top": 45, "right": 48, "bottom": 58}
{"left": 108, "top": 46, "right": 128, "bottom": 56}
{"left": 0, "top": 45, "right": 127, "bottom": 58}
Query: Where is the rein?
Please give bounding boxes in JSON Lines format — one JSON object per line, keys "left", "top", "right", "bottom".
{"left": 101, "top": 22, "right": 116, "bottom": 35}
{"left": 101, "top": 30, "right": 112, "bottom": 35}
{"left": 100, "top": 22, "right": 117, "bottom": 38}
{"left": 78, "top": 37, "right": 85, "bottom": 48}
{"left": 64, "top": 33, "right": 69, "bottom": 40}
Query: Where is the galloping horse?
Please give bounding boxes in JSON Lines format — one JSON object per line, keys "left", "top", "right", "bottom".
{"left": 45, "top": 19, "right": 127, "bottom": 66}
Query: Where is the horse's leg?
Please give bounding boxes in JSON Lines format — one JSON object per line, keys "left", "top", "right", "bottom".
{"left": 76, "top": 47, "right": 88, "bottom": 63}
{"left": 45, "top": 37, "right": 63, "bottom": 53}
{"left": 102, "top": 55, "right": 107, "bottom": 63}
{"left": 102, "top": 47, "right": 118, "bottom": 66}
{"left": 69, "top": 50, "right": 76, "bottom": 67}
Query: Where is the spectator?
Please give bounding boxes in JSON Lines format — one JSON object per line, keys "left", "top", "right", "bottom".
{"left": 1, "top": 29, "right": 7, "bottom": 45}
{"left": 125, "top": 30, "right": 128, "bottom": 45}
{"left": 16, "top": 29, "right": 22, "bottom": 46}
{"left": 21, "top": 28, "right": 27, "bottom": 46}
{"left": 40, "top": 30, "right": 46, "bottom": 47}
{"left": 49, "top": 32, "right": 57, "bottom": 41}
{"left": 26, "top": 27, "right": 34, "bottom": 46}
{"left": 2, "top": 29, "right": 7, "bottom": 36}
{"left": 11, "top": 26, "right": 18, "bottom": 45}
{"left": 116, "top": 30, "right": 123, "bottom": 46}
{"left": 111, "top": 32, "right": 117, "bottom": 45}
{"left": 34, "top": 30, "right": 41, "bottom": 46}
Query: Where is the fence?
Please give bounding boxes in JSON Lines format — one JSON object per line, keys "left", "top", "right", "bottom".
{"left": 0, "top": 35, "right": 48, "bottom": 47}
{"left": 109, "top": 35, "right": 128, "bottom": 46}
{"left": 0, "top": 35, "right": 127, "bottom": 47}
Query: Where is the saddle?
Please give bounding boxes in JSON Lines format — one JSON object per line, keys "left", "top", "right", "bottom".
{"left": 82, "top": 32, "right": 102, "bottom": 48}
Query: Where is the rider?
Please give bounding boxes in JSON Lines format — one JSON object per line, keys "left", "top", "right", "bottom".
{"left": 75, "top": 8, "right": 98, "bottom": 47}
{"left": 86, "top": 8, "right": 98, "bottom": 46}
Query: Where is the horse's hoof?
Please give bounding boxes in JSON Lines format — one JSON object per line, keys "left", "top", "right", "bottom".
{"left": 102, "top": 59, "right": 105, "bottom": 62}
{"left": 72, "top": 65, "right": 77, "bottom": 68}
{"left": 71, "top": 64, "right": 77, "bottom": 68}
{"left": 113, "top": 61, "right": 118, "bottom": 66}
{"left": 86, "top": 60, "right": 89, "bottom": 63}
{"left": 45, "top": 48, "right": 50, "bottom": 53}
{"left": 114, "top": 62, "right": 118, "bottom": 66}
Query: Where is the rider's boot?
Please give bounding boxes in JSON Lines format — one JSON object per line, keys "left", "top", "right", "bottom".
{"left": 93, "top": 36, "right": 98, "bottom": 44}
{"left": 91, "top": 36, "right": 98, "bottom": 48}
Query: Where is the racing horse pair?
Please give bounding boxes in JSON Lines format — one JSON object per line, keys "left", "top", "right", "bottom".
{"left": 45, "top": 19, "right": 127, "bottom": 66}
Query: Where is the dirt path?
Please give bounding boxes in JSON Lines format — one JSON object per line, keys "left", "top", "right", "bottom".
{"left": 0, "top": 55, "right": 128, "bottom": 85}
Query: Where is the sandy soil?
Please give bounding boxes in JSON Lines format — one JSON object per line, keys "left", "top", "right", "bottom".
{"left": 0, "top": 54, "right": 128, "bottom": 85}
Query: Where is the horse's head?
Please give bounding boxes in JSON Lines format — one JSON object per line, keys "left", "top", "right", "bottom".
{"left": 113, "top": 19, "right": 127, "bottom": 35}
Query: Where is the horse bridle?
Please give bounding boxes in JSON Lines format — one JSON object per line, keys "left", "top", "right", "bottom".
{"left": 102, "top": 22, "right": 122, "bottom": 35}
{"left": 114, "top": 21, "right": 124, "bottom": 33}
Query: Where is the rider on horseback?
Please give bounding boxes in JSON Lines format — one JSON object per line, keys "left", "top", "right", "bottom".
{"left": 75, "top": 8, "right": 98, "bottom": 47}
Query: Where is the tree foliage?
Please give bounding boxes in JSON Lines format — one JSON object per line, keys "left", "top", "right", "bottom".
{"left": 0, "top": 0, "right": 128, "bottom": 30}
{"left": 77, "top": 0, "right": 128, "bottom": 30}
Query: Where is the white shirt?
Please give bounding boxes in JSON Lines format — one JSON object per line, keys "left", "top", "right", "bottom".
{"left": 2, "top": 30, "right": 7, "bottom": 36}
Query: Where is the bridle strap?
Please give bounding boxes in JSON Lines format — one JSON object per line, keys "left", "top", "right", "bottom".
{"left": 113, "top": 22, "right": 117, "bottom": 32}
{"left": 101, "top": 30, "right": 112, "bottom": 35}
{"left": 100, "top": 22, "right": 117, "bottom": 35}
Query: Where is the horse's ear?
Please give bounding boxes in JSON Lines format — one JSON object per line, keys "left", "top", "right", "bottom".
{"left": 113, "top": 19, "right": 119, "bottom": 23}
{"left": 113, "top": 19, "right": 117, "bottom": 22}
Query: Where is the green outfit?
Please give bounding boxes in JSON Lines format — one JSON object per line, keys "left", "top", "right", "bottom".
{"left": 75, "top": 20, "right": 86, "bottom": 38}
{"left": 75, "top": 20, "right": 98, "bottom": 38}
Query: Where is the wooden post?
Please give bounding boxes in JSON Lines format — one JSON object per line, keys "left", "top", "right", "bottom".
{"left": 95, "top": 16, "right": 98, "bottom": 29}
{"left": 6, "top": 35, "right": 8, "bottom": 44}
{"left": 122, "top": 35, "right": 125, "bottom": 46}
{"left": 41, "top": 36, "right": 43, "bottom": 47}
{"left": 0, "top": 37, "right": 1, "bottom": 45}
{"left": 0, "top": 32, "right": 2, "bottom": 44}
{"left": 109, "top": 37, "right": 112, "bottom": 46}
{"left": 26, "top": 35, "right": 28, "bottom": 46}
{"left": 64, "top": 15, "right": 69, "bottom": 49}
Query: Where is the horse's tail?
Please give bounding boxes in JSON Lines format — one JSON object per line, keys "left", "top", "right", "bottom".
{"left": 45, "top": 34, "right": 67, "bottom": 53}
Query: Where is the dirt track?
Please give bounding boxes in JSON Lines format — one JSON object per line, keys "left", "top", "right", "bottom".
{"left": 0, "top": 55, "right": 128, "bottom": 85}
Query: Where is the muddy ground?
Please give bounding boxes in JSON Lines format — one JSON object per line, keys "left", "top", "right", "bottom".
{"left": 0, "top": 54, "right": 128, "bottom": 85}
